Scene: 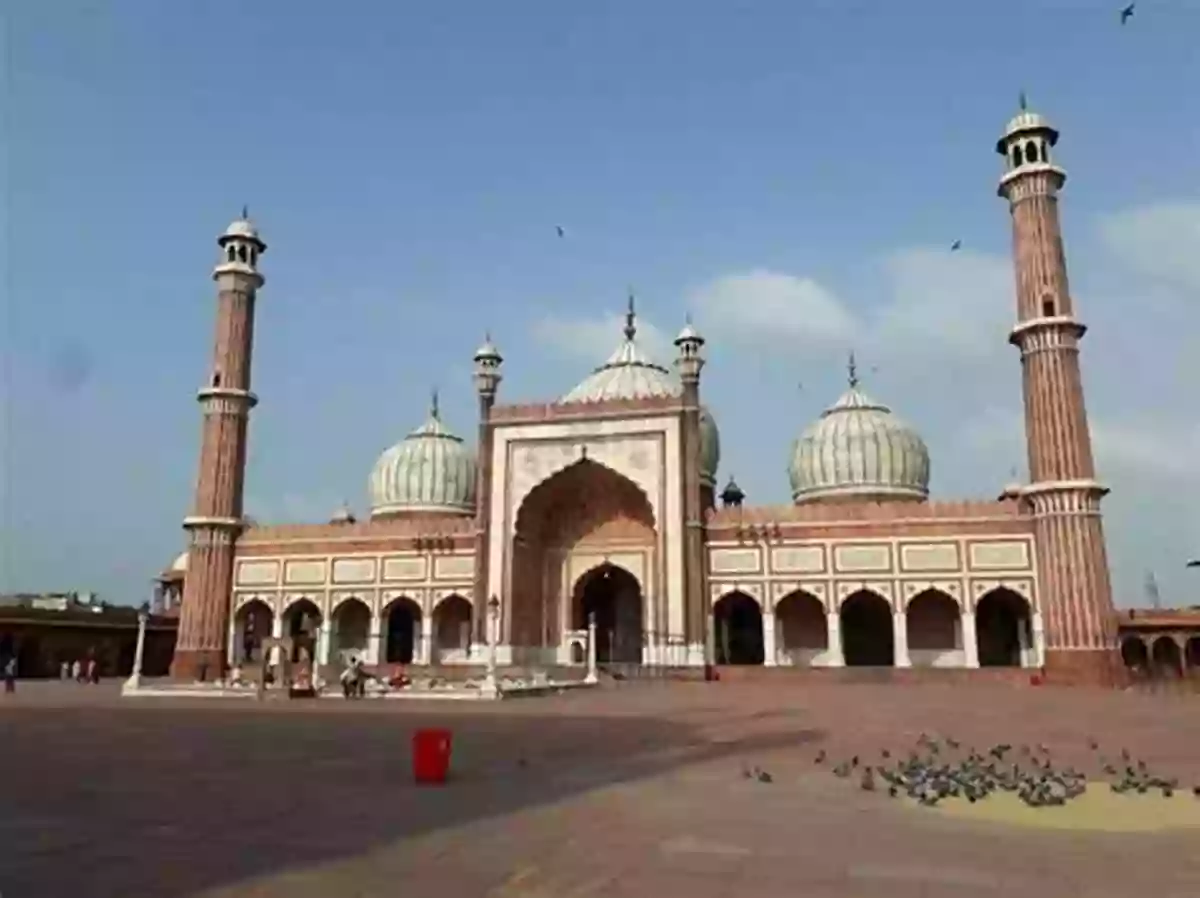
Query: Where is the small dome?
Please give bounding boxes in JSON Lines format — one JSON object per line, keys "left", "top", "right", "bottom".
{"left": 222, "top": 213, "right": 261, "bottom": 242}
{"left": 369, "top": 395, "right": 476, "bottom": 517}
{"left": 170, "top": 551, "right": 188, "bottom": 572}
{"left": 474, "top": 334, "right": 502, "bottom": 362}
{"left": 996, "top": 100, "right": 1058, "bottom": 153}
{"left": 788, "top": 378, "right": 930, "bottom": 504}
{"left": 674, "top": 321, "right": 703, "bottom": 344}
{"left": 559, "top": 303, "right": 720, "bottom": 487}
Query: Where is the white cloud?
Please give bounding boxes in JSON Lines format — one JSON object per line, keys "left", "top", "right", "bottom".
{"left": 1097, "top": 202, "right": 1200, "bottom": 292}
{"left": 690, "top": 270, "right": 856, "bottom": 349}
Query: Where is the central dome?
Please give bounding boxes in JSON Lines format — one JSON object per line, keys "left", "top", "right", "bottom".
{"left": 559, "top": 303, "right": 719, "bottom": 487}
{"left": 788, "top": 370, "right": 929, "bottom": 504}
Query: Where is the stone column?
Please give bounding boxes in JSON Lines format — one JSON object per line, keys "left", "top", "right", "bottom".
{"left": 124, "top": 612, "right": 148, "bottom": 691}
{"left": 471, "top": 338, "right": 502, "bottom": 649}
{"left": 366, "top": 612, "right": 383, "bottom": 666}
{"left": 961, "top": 610, "right": 979, "bottom": 668}
{"left": 1031, "top": 611, "right": 1045, "bottom": 667}
{"left": 825, "top": 610, "right": 844, "bottom": 667}
{"left": 893, "top": 612, "right": 911, "bottom": 668}
{"left": 420, "top": 614, "right": 434, "bottom": 665}
{"left": 269, "top": 614, "right": 283, "bottom": 667}
{"left": 317, "top": 619, "right": 333, "bottom": 666}
{"left": 762, "top": 611, "right": 777, "bottom": 667}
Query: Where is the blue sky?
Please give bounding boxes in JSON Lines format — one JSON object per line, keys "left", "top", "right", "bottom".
{"left": 4, "top": 1, "right": 1198, "bottom": 606}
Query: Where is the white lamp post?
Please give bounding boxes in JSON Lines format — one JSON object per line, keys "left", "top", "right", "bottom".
{"left": 479, "top": 594, "right": 501, "bottom": 699}
{"left": 123, "top": 610, "right": 149, "bottom": 693}
{"left": 584, "top": 611, "right": 598, "bottom": 685}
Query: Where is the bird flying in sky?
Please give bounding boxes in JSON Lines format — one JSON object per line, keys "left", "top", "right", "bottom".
{"left": 1120, "top": 3, "right": 1135, "bottom": 25}
{"left": 950, "top": 239, "right": 962, "bottom": 251}
{"left": 555, "top": 225, "right": 565, "bottom": 238}
{"left": 1187, "top": 559, "right": 1200, "bottom": 568}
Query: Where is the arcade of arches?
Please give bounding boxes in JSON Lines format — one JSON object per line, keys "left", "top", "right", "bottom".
{"left": 230, "top": 593, "right": 474, "bottom": 669}
{"left": 1120, "top": 633, "right": 1200, "bottom": 680}
{"left": 509, "top": 459, "right": 656, "bottom": 663}
{"left": 711, "top": 587, "right": 1037, "bottom": 668}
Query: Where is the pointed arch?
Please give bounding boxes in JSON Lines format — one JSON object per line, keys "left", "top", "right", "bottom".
{"left": 233, "top": 599, "right": 273, "bottom": 665}
{"left": 1151, "top": 637, "right": 1182, "bottom": 678}
{"left": 713, "top": 591, "right": 764, "bottom": 665}
{"left": 905, "top": 589, "right": 961, "bottom": 667}
{"left": 513, "top": 453, "right": 659, "bottom": 537}
{"left": 975, "top": 587, "right": 1032, "bottom": 667}
{"left": 331, "top": 597, "right": 370, "bottom": 664}
{"left": 571, "top": 563, "right": 643, "bottom": 663}
{"left": 383, "top": 596, "right": 421, "bottom": 665}
{"left": 839, "top": 589, "right": 894, "bottom": 667}
{"left": 433, "top": 593, "right": 472, "bottom": 661}
{"left": 281, "top": 597, "right": 321, "bottom": 664}
{"left": 1120, "top": 636, "right": 1149, "bottom": 673}
{"left": 774, "top": 589, "right": 827, "bottom": 666}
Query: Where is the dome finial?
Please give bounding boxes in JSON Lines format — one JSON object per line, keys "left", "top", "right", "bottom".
{"left": 430, "top": 387, "right": 440, "bottom": 420}
{"left": 241, "top": 204, "right": 249, "bottom": 220}
{"left": 624, "top": 289, "right": 637, "bottom": 341}
{"left": 1018, "top": 89, "right": 1028, "bottom": 111}
{"left": 847, "top": 351, "right": 859, "bottom": 389}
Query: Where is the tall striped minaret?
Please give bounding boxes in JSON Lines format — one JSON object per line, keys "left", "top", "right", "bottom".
{"left": 170, "top": 212, "right": 265, "bottom": 682}
{"left": 996, "top": 100, "right": 1119, "bottom": 685}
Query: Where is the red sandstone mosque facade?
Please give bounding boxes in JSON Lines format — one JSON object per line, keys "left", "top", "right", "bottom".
{"left": 165, "top": 104, "right": 1130, "bottom": 687}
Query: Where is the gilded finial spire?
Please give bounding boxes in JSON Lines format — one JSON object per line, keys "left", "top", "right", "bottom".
{"left": 623, "top": 289, "right": 637, "bottom": 341}
{"left": 430, "top": 387, "right": 440, "bottom": 420}
{"left": 847, "top": 351, "right": 859, "bottom": 389}
{"left": 1018, "top": 90, "right": 1028, "bottom": 111}
{"left": 241, "top": 204, "right": 249, "bottom": 220}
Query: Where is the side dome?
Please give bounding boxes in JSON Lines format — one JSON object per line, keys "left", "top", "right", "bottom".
{"left": 369, "top": 395, "right": 476, "bottom": 518}
{"left": 558, "top": 302, "right": 720, "bottom": 487}
{"left": 788, "top": 378, "right": 929, "bottom": 504}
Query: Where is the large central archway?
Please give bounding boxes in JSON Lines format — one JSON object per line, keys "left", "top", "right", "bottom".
{"left": 510, "top": 458, "right": 657, "bottom": 660}
{"left": 573, "top": 564, "right": 644, "bottom": 663}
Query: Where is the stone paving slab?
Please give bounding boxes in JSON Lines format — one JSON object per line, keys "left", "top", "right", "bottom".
{"left": 2, "top": 680, "right": 1199, "bottom": 897}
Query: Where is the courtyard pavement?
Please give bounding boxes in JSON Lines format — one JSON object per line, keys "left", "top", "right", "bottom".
{"left": 2, "top": 678, "right": 1199, "bottom": 897}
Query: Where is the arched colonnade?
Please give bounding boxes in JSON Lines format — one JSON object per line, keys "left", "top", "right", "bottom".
{"left": 230, "top": 592, "right": 474, "bottom": 669}
{"left": 712, "top": 586, "right": 1039, "bottom": 668}
{"left": 1119, "top": 633, "right": 1200, "bottom": 680}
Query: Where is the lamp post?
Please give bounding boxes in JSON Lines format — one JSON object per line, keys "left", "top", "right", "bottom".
{"left": 124, "top": 610, "right": 149, "bottom": 693}
{"left": 479, "top": 594, "right": 501, "bottom": 699}
{"left": 584, "top": 611, "right": 598, "bottom": 685}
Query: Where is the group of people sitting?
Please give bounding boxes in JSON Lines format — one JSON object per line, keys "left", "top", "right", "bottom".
{"left": 339, "top": 658, "right": 414, "bottom": 698}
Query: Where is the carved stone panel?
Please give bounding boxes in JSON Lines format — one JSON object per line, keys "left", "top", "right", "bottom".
{"left": 899, "top": 543, "right": 960, "bottom": 573}
{"left": 833, "top": 544, "right": 893, "bottom": 574}
{"left": 969, "top": 540, "right": 1031, "bottom": 570}
{"left": 770, "top": 546, "right": 825, "bottom": 574}
{"left": 283, "top": 560, "right": 326, "bottom": 586}
{"left": 434, "top": 555, "right": 475, "bottom": 580}
{"left": 381, "top": 556, "right": 428, "bottom": 582}
{"left": 331, "top": 557, "right": 377, "bottom": 585}
{"left": 236, "top": 560, "right": 280, "bottom": 587}
{"left": 709, "top": 547, "right": 761, "bottom": 575}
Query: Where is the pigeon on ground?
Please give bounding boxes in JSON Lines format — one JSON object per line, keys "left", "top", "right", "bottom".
{"left": 757, "top": 769, "right": 774, "bottom": 784}
{"left": 815, "top": 749, "right": 827, "bottom": 764}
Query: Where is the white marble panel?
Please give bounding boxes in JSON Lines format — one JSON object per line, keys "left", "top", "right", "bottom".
{"left": 331, "top": 557, "right": 377, "bottom": 585}
{"left": 235, "top": 560, "right": 280, "bottom": 587}
{"left": 283, "top": 560, "right": 326, "bottom": 586}
{"left": 770, "top": 546, "right": 825, "bottom": 574}
{"left": 709, "top": 548, "right": 761, "bottom": 575}
{"left": 899, "top": 543, "right": 960, "bottom": 573}
{"left": 382, "top": 556, "right": 428, "bottom": 582}
{"left": 434, "top": 555, "right": 475, "bottom": 580}
{"left": 969, "top": 540, "right": 1030, "bottom": 570}
{"left": 833, "top": 544, "right": 892, "bottom": 574}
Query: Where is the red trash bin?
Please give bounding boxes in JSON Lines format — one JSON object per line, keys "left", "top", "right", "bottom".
{"left": 412, "top": 728, "right": 453, "bottom": 785}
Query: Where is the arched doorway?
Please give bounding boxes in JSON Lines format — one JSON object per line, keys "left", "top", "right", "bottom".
{"left": 283, "top": 598, "right": 322, "bottom": 664}
{"left": 234, "top": 599, "right": 273, "bottom": 664}
{"left": 975, "top": 588, "right": 1031, "bottom": 667}
{"left": 511, "top": 459, "right": 656, "bottom": 660}
{"left": 774, "top": 591, "right": 827, "bottom": 666}
{"left": 1151, "top": 637, "right": 1182, "bottom": 678}
{"left": 1186, "top": 637, "right": 1200, "bottom": 674}
{"left": 839, "top": 591, "right": 894, "bottom": 666}
{"left": 331, "top": 598, "right": 370, "bottom": 664}
{"left": 905, "top": 589, "right": 960, "bottom": 667}
{"left": 384, "top": 597, "right": 421, "bottom": 664}
{"left": 573, "top": 564, "right": 643, "bottom": 664}
{"left": 713, "top": 592, "right": 764, "bottom": 665}
{"left": 433, "top": 594, "right": 472, "bottom": 662}
{"left": 1121, "top": 637, "right": 1149, "bottom": 675}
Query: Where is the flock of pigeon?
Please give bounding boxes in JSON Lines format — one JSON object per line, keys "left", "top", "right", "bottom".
{"left": 745, "top": 731, "right": 1199, "bottom": 811}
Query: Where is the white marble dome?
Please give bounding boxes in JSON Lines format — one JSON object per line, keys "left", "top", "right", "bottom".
{"left": 369, "top": 399, "right": 476, "bottom": 517}
{"left": 788, "top": 382, "right": 930, "bottom": 504}
{"left": 559, "top": 311, "right": 720, "bottom": 487}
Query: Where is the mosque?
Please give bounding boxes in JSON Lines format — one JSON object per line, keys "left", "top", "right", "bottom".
{"left": 163, "top": 103, "right": 1127, "bottom": 687}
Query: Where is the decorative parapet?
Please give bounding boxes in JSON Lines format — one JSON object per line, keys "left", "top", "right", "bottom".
{"left": 706, "top": 498, "right": 1026, "bottom": 529}
{"left": 240, "top": 515, "right": 476, "bottom": 544}
{"left": 490, "top": 395, "right": 680, "bottom": 424}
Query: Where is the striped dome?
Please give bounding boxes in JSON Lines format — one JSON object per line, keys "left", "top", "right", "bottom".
{"left": 369, "top": 397, "right": 476, "bottom": 518}
{"left": 559, "top": 308, "right": 720, "bottom": 487}
{"left": 788, "top": 383, "right": 929, "bottom": 504}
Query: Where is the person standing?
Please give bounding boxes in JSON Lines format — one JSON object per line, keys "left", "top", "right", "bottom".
{"left": 4, "top": 656, "right": 16, "bottom": 694}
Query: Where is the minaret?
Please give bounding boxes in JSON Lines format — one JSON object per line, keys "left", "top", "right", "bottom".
{"left": 170, "top": 211, "right": 265, "bottom": 682}
{"left": 996, "top": 100, "right": 1119, "bottom": 685}
{"left": 674, "top": 317, "right": 707, "bottom": 666}
{"left": 471, "top": 334, "right": 503, "bottom": 648}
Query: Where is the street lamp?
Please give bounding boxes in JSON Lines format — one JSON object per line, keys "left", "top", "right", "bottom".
{"left": 123, "top": 610, "right": 149, "bottom": 694}
{"left": 479, "top": 594, "right": 501, "bottom": 699}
